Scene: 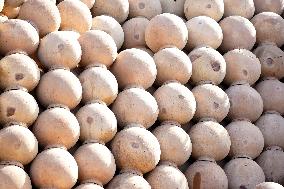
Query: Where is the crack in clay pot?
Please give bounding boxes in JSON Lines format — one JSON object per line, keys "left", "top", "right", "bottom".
{"left": 266, "top": 58, "right": 274, "bottom": 66}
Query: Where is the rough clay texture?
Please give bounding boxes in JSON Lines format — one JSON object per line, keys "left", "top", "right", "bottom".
{"left": 30, "top": 148, "right": 78, "bottom": 189}
{"left": 153, "top": 123, "right": 192, "bottom": 166}
{"left": 33, "top": 107, "right": 80, "bottom": 149}
{"left": 159, "top": 0, "right": 186, "bottom": 17}
{"left": 188, "top": 46, "right": 226, "bottom": 85}
{"left": 254, "top": 0, "right": 284, "bottom": 15}
{"left": 219, "top": 16, "right": 256, "bottom": 52}
{"left": 76, "top": 102, "right": 117, "bottom": 143}
{"left": 111, "top": 48, "right": 157, "bottom": 90}
{"left": 189, "top": 120, "right": 231, "bottom": 161}
{"left": 223, "top": 0, "right": 255, "bottom": 19}
{"left": 256, "top": 147, "right": 284, "bottom": 185}
{"left": 224, "top": 158, "right": 265, "bottom": 189}
{"left": 78, "top": 30, "right": 117, "bottom": 68}
{"left": 0, "top": 164, "right": 32, "bottom": 189}
{"left": 0, "top": 89, "right": 39, "bottom": 126}
{"left": 74, "top": 143, "right": 116, "bottom": 185}
{"left": 122, "top": 17, "right": 149, "bottom": 49}
{"left": 192, "top": 84, "right": 230, "bottom": 122}
{"left": 0, "top": 14, "right": 8, "bottom": 22}
{"left": 111, "top": 126, "right": 161, "bottom": 174}
{"left": 256, "top": 182, "right": 284, "bottom": 189}
{"left": 2, "top": 5, "right": 20, "bottom": 19}
{"left": 145, "top": 13, "right": 188, "bottom": 53}
{"left": 3, "top": 0, "right": 23, "bottom": 8}
{"left": 185, "top": 16, "right": 223, "bottom": 50}
{"left": 106, "top": 172, "right": 151, "bottom": 189}
{"left": 251, "top": 12, "right": 284, "bottom": 47}
{"left": 0, "top": 19, "right": 39, "bottom": 55}
{"left": 91, "top": 0, "right": 129, "bottom": 24}
{"left": 18, "top": 0, "right": 61, "bottom": 37}
{"left": 223, "top": 49, "right": 261, "bottom": 85}
{"left": 135, "top": 46, "right": 154, "bottom": 57}
{"left": 146, "top": 164, "right": 189, "bottom": 189}
{"left": 38, "top": 31, "right": 82, "bottom": 69}
{"left": 185, "top": 160, "right": 228, "bottom": 189}
{"left": 226, "top": 83, "right": 263, "bottom": 122}
{"left": 112, "top": 87, "right": 159, "bottom": 129}
{"left": 0, "top": 53, "right": 40, "bottom": 91}
{"left": 255, "top": 78, "right": 284, "bottom": 114}
{"left": 154, "top": 82, "right": 196, "bottom": 124}
{"left": 75, "top": 183, "right": 104, "bottom": 189}
{"left": 184, "top": 0, "right": 224, "bottom": 21}
{"left": 36, "top": 69, "right": 82, "bottom": 109}
{"left": 226, "top": 120, "right": 264, "bottom": 159}
{"left": 92, "top": 15, "right": 124, "bottom": 49}
{"left": 79, "top": 66, "right": 118, "bottom": 105}
{"left": 128, "top": 0, "right": 162, "bottom": 19}
{"left": 253, "top": 44, "right": 284, "bottom": 79}
{"left": 58, "top": 0, "right": 92, "bottom": 33}
{"left": 154, "top": 47, "right": 192, "bottom": 86}
{"left": 0, "top": 125, "right": 38, "bottom": 165}
{"left": 255, "top": 112, "right": 284, "bottom": 149}
{"left": 80, "top": 0, "right": 96, "bottom": 9}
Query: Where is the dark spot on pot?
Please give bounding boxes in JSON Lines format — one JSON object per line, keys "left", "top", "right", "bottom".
{"left": 138, "top": 2, "right": 145, "bottom": 9}
{"left": 206, "top": 4, "right": 211, "bottom": 8}
{"left": 87, "top": 117, "right": 93, "bottom": 124}
{"left": 242, "top": 70, "right": 248, "bottom": 76}
{"left": 134, "top": 34, "right": 140, "bottom": 40}
{"left": 132, "top": 142, "right": 139, "bottom": 148}
{"left": 6, "top": 107, "right": 16, "bottom": 117}
{"left": 211, "top": 61, "right": 220, "bottom": 72}
{"left": 240, "top": 185, "right": 247, "bottom": 189}
{"left": 178, "top": 95, "right": 185, "bottom": 99}
{"left": 15, "top": 73, "right": 24, "bottom": 81}
{"left": 190, "top": 54, "right": 202, "bottom": 62}
{"left": 213, "top": 102, "right": 219, "bottom": 109}
{"left": 58, "top": 44, "right": 64, "bottom": 51}
{"left": 193, "top": 172, "right": 201, "bottom": 189}
{"left": 266, "top": 58, "right": 274, "bottom": 66}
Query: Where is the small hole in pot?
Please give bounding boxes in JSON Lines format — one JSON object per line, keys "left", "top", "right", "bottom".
{"left": 266, "top": 58, "right": 274, "bottom": 66}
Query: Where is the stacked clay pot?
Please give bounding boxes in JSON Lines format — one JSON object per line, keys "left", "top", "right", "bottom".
{"left": 74, "top": 33, "right": 118, "bottom": 189}
{"left": 0, "top": 19, "right": 40, "bottom": 189}
{"left": 107, "top": 47, "right": 161, "bottom": 189}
